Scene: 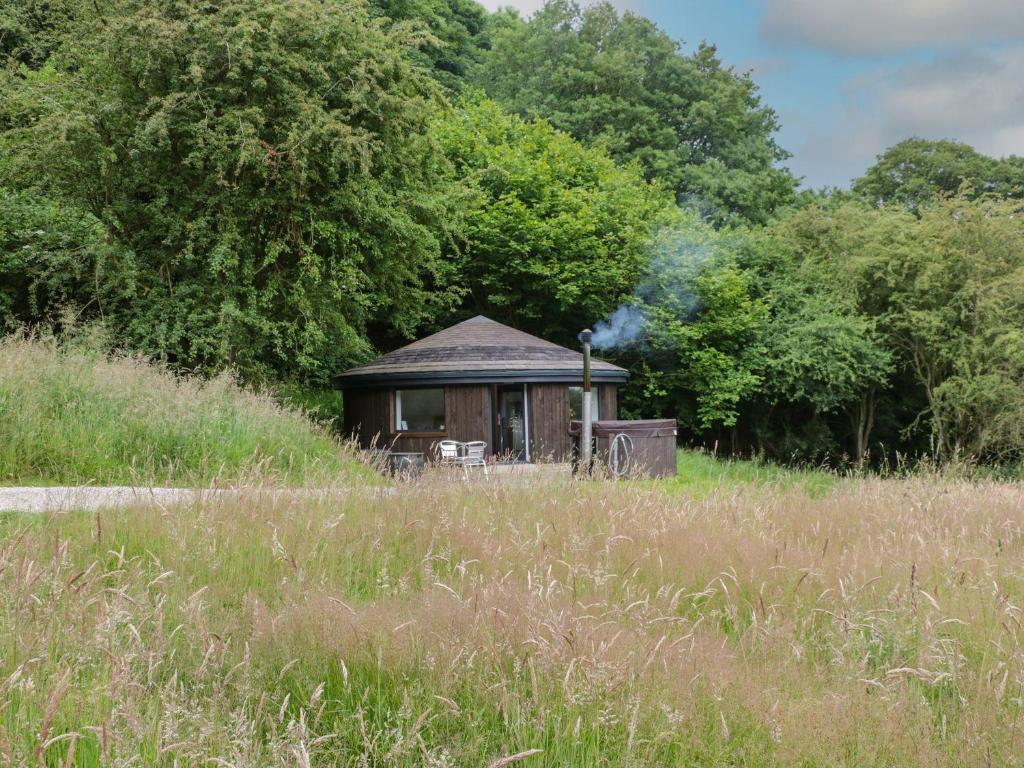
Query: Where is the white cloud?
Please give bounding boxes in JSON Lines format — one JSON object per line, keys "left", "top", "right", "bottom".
{"left": 878, "top": 51, "right": 1024, "bottom": 142}
{"left": 790, "top": 47, "right": 1024, "bottom": 187}
{"left": 761, "top": 0, "right": 1024, "bottom": 54}
{"left": 476, "top": 0, "right": 548, "bottom": 15}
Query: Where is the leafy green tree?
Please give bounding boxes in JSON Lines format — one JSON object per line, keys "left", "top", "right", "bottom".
{"left": 772, "top": 310, "right": 890, "bottom": 460}
{"left": 0, "top": 187, "right": 136, "bottom": 328}
{"left": 368, "top": 0, "right": 490, "bottom": 90}
{"left": 854, "top": 138, "right": 1024, "bottom": 210}
{"left": 476, "top": 0, "right": 796, "bottom": 225}
{"left": 433, "top": 97, "right": 674, "bottom": 347}
{"left": 756, "top": 196, "right": 1024, "bottom": 464}
{"left": 0, "top": 0, "right": 78, "bottom": 67}
{"left": 740, "top": 232, "right": 893, "bottom": 460}
{"left": 620, "top": 213, "right": 893, "bottom": 459}
{"left": 889, "top": 197, "right": 1024, "bottom": 461}
{"left": 744, "top": 203, "right": 925, "bottom": 461}
{"left": 3, "top": 0, "right": 459, "bottom": 385}
{"left": 647, "top": 260, "right": 765, "bottom": 430}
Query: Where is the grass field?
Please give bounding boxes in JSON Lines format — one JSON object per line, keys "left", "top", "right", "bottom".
{"left": 3, "top": 471, "right": 1024, "bottom": 766}
{"left": 668, "top": 449, "right": 834, "bottom": 497}
{"left": 0, "top": 333, "right": 365, "bottom": 486}
{"left": 3, "top": 330, "right": 1022, "bottom": 765}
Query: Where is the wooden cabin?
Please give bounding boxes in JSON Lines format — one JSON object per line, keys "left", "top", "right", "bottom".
{"left": 336, "top": 316, "right": 628, "bottom": 462}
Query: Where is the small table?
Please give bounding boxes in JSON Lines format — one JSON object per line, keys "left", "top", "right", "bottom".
{"left": 386, "top": 451, "right": 425, "bottom": 478}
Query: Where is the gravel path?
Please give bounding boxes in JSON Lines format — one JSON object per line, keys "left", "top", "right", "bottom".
{"left": 0, "top": 486, "right": 398, "bottom": 513}
{"left": 0, "top": 486, "right": 231, "bottom": 513}
{"left": 0, "top": 466, "right": 563, "bottom": 513}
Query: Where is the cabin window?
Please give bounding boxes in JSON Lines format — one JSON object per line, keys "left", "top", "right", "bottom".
{"left": 394, "top": 388, "right": 445, "bottom": 432}
{"left": 568, "top": 387, "right": 600, "bottom": 421}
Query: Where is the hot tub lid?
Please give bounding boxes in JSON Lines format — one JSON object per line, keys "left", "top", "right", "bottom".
{"left": 570, "top": 419, "right": 677, "bottom": 438}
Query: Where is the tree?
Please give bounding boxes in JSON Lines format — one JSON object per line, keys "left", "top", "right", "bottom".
{"left": 0, "top": 0, "right": 78, "bottom": 67}
{"left": 0, "top": 187, "right": 136, "bottom": 329}
{"left": 756, "top": 277, "right": 892, "bottom": 461}
{"left": 647, "top": 260, "right": 765, "bottom": 431}
{"left": 368, "top": 0, "right": 491, "bottom": 91}
{"left": 889, "top": 197, "right": 1024, "bottom": 461}
{"left": 754, "top": 196, "right": 1024, "bottom": 464}
{"left": 733, "top": 219, "right": 897, "bottom": 461}
{"left": 2, "top": 0, "right": 459, "bottom": 385}
{"left": 853, "top": 138, "right": 1024, "bottom": 211}
{"left": 476, "top": 0, "right": 796, "bottom": 225}
{"left": 433, "top": 97, "right": 674, "bottom": 347}
{"left": 747, "top": 203, "right": 924, "bottom": 461}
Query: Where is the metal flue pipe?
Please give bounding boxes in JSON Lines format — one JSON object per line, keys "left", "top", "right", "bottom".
{"left": 580, "top": 328, "right": 593, "bottom": 469}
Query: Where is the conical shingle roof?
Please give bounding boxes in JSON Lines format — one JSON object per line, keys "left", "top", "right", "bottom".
{"left": 336, "top": 316, "right": 628, "bottom": 387}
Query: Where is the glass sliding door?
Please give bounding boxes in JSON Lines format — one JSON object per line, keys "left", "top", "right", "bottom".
{"left": 496, "top": 384, "right": 529, "bottom": 462}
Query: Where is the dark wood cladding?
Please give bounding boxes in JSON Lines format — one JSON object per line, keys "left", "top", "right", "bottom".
{"left": 344, "top": 385, "right": 492, "bottom": 457}
{"left": 343, "top": 389, "right": 391, "bottom": 449}
{"left": 445, "top": 385, "right": 492, "bottom": 450}
{"left": 593, "top": 419, "right": 676, "bottom": 478}
{"left": 598, "top": 384, "right": 618, "bottom": 420}
{"left": 528, "top": 383, "right": 571, "bottom": 461}
{"left": 528, "top": 383, "right": 619, "bottom": 461}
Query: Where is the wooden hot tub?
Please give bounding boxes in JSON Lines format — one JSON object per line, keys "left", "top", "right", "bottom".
{"left": 571, "top": 419, "right": 678, "bottom": 478}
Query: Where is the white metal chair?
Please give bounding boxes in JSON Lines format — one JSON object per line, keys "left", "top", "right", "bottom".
{"left": 460, "top": 441, "right": 488, "bottom": 478}
{"left": 435, "top": 440, "right": 462, "bottom": 466}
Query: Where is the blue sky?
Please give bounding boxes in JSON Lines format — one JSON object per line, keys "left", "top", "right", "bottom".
{"left": 478, "top": 0, "right": 1024, "bottom": 189}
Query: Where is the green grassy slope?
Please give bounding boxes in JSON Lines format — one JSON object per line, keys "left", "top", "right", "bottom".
{"left": 0, "top": 333, "right": 366, "bottom": 486}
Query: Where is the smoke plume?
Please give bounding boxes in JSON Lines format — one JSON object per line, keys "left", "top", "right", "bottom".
{"left": 591, "top": 304, "right": 647, "bottom": 349}
{"left": 590, "top": 221, "right": 718, "bottom": 350}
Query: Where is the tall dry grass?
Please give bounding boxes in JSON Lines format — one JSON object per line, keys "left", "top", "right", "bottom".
{"left": 2, "top": 473, "right": 1024, "bottom": 766}
{"left": 0, "top": 332, "right": 365, "bottom": 485}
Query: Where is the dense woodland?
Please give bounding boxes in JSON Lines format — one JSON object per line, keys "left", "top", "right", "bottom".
{"left": 2, "top": 0, "right": 1024, "bottom": 467}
